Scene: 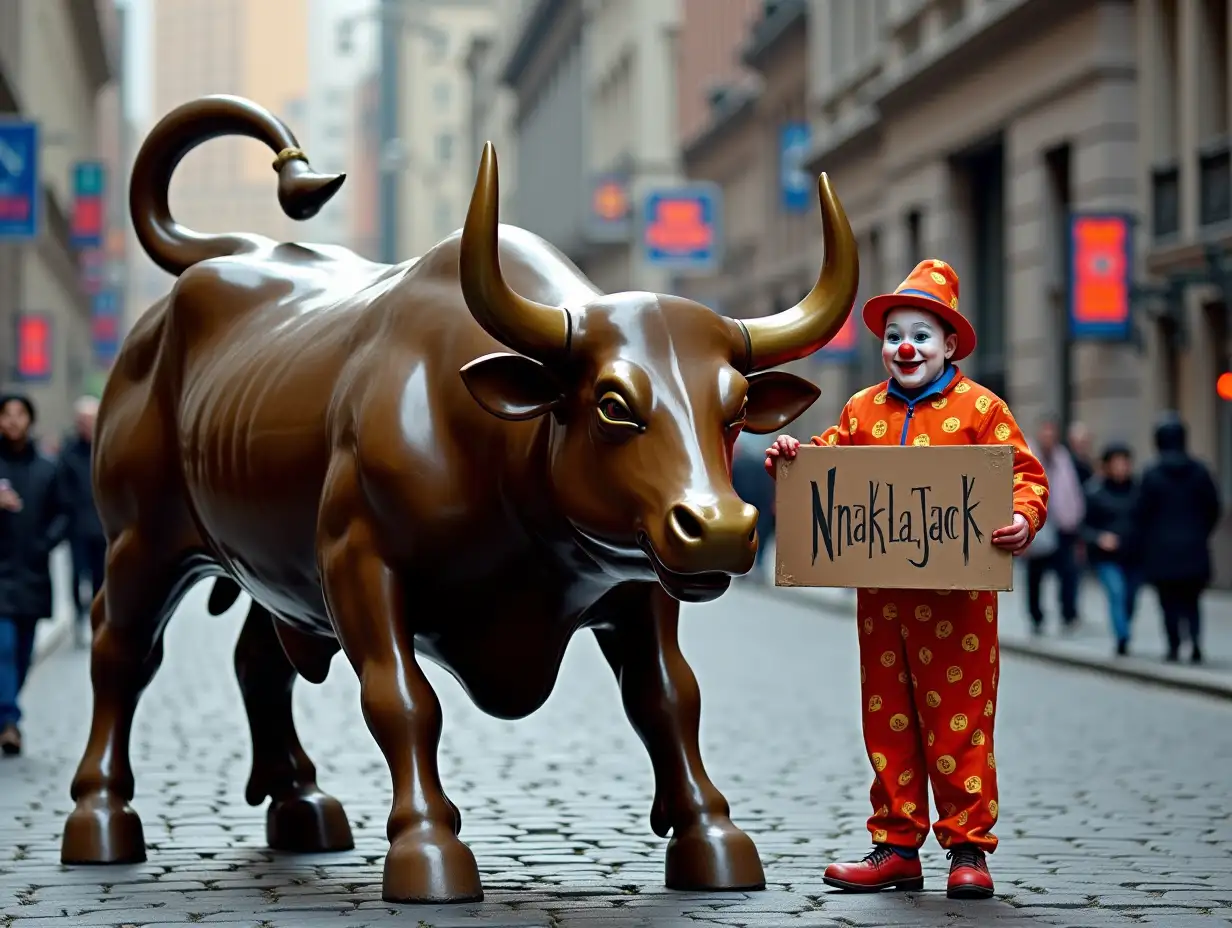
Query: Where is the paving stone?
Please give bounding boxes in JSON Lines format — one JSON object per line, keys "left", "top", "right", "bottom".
{"left": 3, "top": 582, "right": 1232, "bottom": 926}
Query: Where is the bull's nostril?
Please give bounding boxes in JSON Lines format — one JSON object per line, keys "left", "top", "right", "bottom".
{"left": 748, "top": 526, "right": 757, "bottom": 543}
{"left": 669, "top": 505, "right": 705, "bottom": 542}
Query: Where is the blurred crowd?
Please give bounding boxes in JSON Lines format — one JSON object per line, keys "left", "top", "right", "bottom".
{"left": 0, "top": 392, "right": 104, "bottom": 756}
{"left": 1023, "top": 414, "right": 1222, "bottom": 663}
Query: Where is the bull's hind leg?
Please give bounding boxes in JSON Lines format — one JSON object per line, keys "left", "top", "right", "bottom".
{"left": 593, "top": 583, "right": 765, "bottom": 892}
{"left": 61, "top": 528, "right": 184, "bottom": 864}
{"left": 234, "top": 602, "right": 353, "bottom": 852}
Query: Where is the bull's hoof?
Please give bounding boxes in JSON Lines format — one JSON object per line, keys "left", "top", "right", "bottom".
{"left": 665, "top": 817, "right": 766, "bottom": 891}
{"left": 267, "top": 788, "right": 354, "bottom": 852}
{"left": 383, "top": 827, "right": 484, "bottom": 903}
{"left": 61, "top": 792, "right": 147, "bottom": 864}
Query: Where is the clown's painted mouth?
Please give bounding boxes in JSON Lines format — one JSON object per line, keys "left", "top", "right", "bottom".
{"left": 895, "top": 359, "right": 923, "bottom": 375}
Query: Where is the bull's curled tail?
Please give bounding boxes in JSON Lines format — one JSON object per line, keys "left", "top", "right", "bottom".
{"left": 130, "top": 94, "right": 346, "bottom": 277}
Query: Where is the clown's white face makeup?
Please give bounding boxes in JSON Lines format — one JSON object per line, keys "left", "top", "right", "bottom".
{"left": 881, "top": 308, "right": 957, "bottom": 392}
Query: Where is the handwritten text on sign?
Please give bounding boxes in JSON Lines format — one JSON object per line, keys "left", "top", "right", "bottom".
{"left": 773, "top": 445, "right": 1014, "bottom": 591}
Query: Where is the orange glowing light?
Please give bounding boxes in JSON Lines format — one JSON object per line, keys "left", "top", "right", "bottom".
{"left": 1218, "top": 372, "right": 1232, "bottom": 401}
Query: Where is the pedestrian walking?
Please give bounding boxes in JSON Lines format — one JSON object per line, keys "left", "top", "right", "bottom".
{"left": 765, "top": 259, "right": 1049, "bottom": 900}
{"left": 56, "top": 396, "right": 106, "bottom": 647}
{"left": 1024, "top": 416, "right": 1084, "bottom": 633}
{"left": 0, "top": 392, "right": 70, "bottom": 755}
{"left": 1081, "top": 442, "right": 1142, "bottom": 656}
{"left": 1134, "top": 414, "right": 1222, "bottom": 664}
{"left": 1067, "top": 421, "right": 1095, "bottom": 486}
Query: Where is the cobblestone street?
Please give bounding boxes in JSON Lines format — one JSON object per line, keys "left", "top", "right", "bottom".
{"left": 3, "top": 580, "right": 1232, "bottom": 927}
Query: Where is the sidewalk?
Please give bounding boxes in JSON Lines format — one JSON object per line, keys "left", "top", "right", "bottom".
{"left": 752, "top": 542, "right": 1232, "bottom": 700}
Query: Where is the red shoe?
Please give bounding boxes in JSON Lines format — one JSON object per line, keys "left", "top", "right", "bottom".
{"left": 823, "top": 845, "right": 923, "bottom": 893}
{"left": 947, "top": 844, "right": 994, "bottom": 899}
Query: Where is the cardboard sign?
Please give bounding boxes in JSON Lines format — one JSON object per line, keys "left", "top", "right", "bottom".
{"left": 774, "top": 445, "right": 1015, "bottom": 591}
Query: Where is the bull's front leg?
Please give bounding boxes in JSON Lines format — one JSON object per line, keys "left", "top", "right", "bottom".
{"left": 593, "top": 583, "right": 765, "bottom": 892}
{"left": 319, "top": 461, "right": 479, "bottom": 904}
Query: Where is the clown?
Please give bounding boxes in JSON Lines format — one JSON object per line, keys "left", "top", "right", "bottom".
{"left": 765, "top": 259, "right": 1049, "bottom": 900}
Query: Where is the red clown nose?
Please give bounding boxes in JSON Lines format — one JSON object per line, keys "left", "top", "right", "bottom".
{"left": 896, "top": 343, "right": 916, "bottom": 360}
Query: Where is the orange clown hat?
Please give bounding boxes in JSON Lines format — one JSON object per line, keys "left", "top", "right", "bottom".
{"left": 861, "top": 259, "right": 977, "bottom": 362}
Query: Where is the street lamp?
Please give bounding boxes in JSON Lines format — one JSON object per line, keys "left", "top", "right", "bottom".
{"left": 336, "top": 1, "right": 447, "bottom": 266}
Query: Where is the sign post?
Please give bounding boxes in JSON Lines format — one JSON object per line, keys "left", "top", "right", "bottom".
{"left": 1067, "top": 212, "right": 1134, "bottom": 341}
{"left": 641, "top": 183, "right": 722, "bottom": 274}
{"left": 0, "top": 119, "right": 40, "bottom": 241}
{"left": 773, "top": 445, "right": 1015, "bottom": 591}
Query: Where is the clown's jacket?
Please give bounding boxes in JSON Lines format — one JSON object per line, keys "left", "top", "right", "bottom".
{"left": 811, "top": 364, "right": 1050, "bottom": 543}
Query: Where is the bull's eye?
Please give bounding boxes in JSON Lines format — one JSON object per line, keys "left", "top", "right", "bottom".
{"left": 597, "top": 392, "right": 640, "bottom": 430}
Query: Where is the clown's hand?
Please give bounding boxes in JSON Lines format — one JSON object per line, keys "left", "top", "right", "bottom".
{"left": 991, "top": 513, "right": 1030, "bottom": 556}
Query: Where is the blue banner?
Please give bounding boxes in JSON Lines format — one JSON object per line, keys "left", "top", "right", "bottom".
{"left": 71, "top": 160, "right": 105, "bottom": 249}
{"left": 779, "top": 122, "right": 812, "bottom": 213}
{"left": 91, "top": 289, "right": 121, "bottom": 367}
{"left": 642, "top": 184, "right": 723, "bottom": 273}
{"left": 0, "top": 120, "right": 40, "bottom": 241}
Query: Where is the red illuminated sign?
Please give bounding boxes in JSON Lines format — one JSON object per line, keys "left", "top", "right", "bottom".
{"left": 593, "top": 180, "right": 628, "bottom": 221}
{"left": 16, "top": 313, "right": 52, "bottom": 381}
{"left": 1068, "top": 213, "right": 1133, "bottom": 340}
{"left": 819, "top": 312, "right": 859, "bottom": 359}
{"left": 642, "top": 185, "right": 721, "bottom": 271}
{"left": 1218, "top": 372, "right": 1232, "bottom": 401}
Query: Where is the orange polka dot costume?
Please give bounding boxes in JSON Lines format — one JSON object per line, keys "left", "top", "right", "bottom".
{"left": 812, "top": 260, "right": 1049, "bottom": 891}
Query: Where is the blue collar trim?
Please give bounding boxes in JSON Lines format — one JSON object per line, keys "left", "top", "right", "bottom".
{"left": 887, "top": 364, "right": 957, "bottom": 405}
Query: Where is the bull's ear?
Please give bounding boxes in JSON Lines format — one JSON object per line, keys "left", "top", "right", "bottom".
{"left": 460, "top": 352, "right": 565, "bottom": 421}
{"left": 742, "top": 370, "right": 821, "bottom": 435}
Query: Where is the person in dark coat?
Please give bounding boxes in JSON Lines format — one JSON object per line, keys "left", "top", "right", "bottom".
{"left": 0, "top": 392, "right": 70, "bottom": 755}
{"left": 731, "top": 432, "right": 775, "bottom": 578}
{"left": 1134, "top": 414, "right": 1223, "bottom": 663}
{"left": 1081, "top": 442, "right": 1142, "bottom": 656}
{"left": 56, "top": 395, "right": 105, "bottom": 647}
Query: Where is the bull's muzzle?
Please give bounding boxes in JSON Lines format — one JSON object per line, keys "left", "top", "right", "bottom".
{"left": 660, "top": 499, "right": 760, "bottom": 577}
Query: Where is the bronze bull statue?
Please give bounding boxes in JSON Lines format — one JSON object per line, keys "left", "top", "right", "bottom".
{"left": 61, "top": 95, "right": 859, "bottom": 903}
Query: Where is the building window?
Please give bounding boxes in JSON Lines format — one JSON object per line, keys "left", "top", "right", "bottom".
{"left": 938, "top": 0, "right": 963, "bottom": 30}
{"left": 1152, "top": 162, "right": 1181, "bottom": 238}
{"left": 434, "top": 80, "right": 451, "bottom": 108}
{"left": 436, "top": 133, "right": 454, "bottom": 164}
{"left": 1199, "top": 142, "right": 1231, "bottom": 227}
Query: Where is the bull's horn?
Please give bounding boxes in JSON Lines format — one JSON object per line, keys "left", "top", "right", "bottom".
{"left": 735, "top": 173, "right": 859, "bottom": 372}
{"left": 459, "top": 142, "right": 571, "bottom": 360}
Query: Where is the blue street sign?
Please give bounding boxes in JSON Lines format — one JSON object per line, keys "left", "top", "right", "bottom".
{"left": 91, "top": 289, "right": 121, "bottom": 367}
{"left": 642, "top": 183, "right": 723, "bottom": 273}
{"left": 0, "top": 120, "right": 40, "bottom": 241}
{"left": 780, "top": 122, "right": 812, "bottom": 213}
{"left": 71, "top": 160, "right": 105, "bottom": 249}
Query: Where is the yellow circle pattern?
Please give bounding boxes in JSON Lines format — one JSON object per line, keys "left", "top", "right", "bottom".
{"left": 898, "top": 769, "right": 914, "bottom": 786}
{"left": 880, "top": 650, "right": 896, "bottom": 667}
{"left": 975, "top": 396, "right": 991, "bottom": 414}
{"left": 872, "top": 419, "right": 888, "bottom": 438}
{"left": 971, "top": 729, "right": 985, "bottom": 745}
{"left": 950, "top": 713, "right": 969, "bottom": 732}
{"left": 954, "top": 382, "right": 971, "bottom": 394}
{"left": 937, "top": 754, "right": 956, "bottom": 774}
{"left": 850, "top": 417, "right": 859, "bottom": 433}
{"left": 994, "top": 422, "right": 1012, "bottom": 441}
{"left": 964, "top": 776, "right": 982, "bottom": 794}
{"left": 930, "top": 270, "right": 947, "bottom": 285}
{"left": 883, "top": 603, "right": 898, "bottom": 620}
{"left": 915, "top": 604, "right": 932, "bottom": 621}
{"left": 871, "top": 751, "right": 887, "bottom": 771}
{"left": 942, "top": 417, "right": 961, "bottom": 433}
{"left": 868, "top": 695, "right": 883, "bottom": 712}
{"left": 961, "top": 633, "right": 980, "bottom": 652}
{"left": 873, "top": 390, "right": 887, "bottom": 405}
{"left": 945, "top": 665, "right": 963, "bottom": 683}
{"left": 913, "top": 434, "right": 931, "bottom": 446}
{"left": 918, "top": 647, "right": 933, "bottom": 665}
{"left": 925, "top": 690, "right": 941, "bottom": 708}
{"left": 968, "top": 679, "right": 983, "bottom": 697}
{"left": 936, "top": 620, "right": 953, "bottom": 639}
{"left": 890, "top": 713, "right": 909, "bottom": 732}
{"left": 931, "top": 397, "right": 948, "bottom": 409}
